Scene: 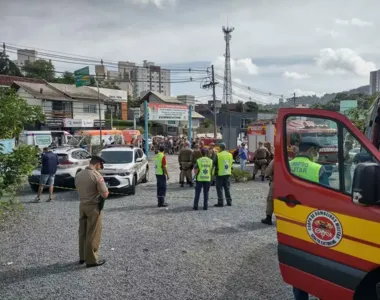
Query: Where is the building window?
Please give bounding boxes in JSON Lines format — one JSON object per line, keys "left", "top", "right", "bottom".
{"left": 240, "top": 118, "right": 253, "bottom": 129}
{"left": 83, "top": 104, "right": 97, "bottom": 114}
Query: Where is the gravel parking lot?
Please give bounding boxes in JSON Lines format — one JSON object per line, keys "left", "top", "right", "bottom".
{"left": 0, "top": 155, "right": 295, "bottom": 300}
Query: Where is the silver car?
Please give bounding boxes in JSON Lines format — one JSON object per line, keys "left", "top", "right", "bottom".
{"left": 28, "top": 147, "right": 91, "bottom": 191}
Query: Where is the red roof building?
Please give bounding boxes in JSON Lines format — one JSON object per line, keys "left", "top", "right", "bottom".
{"left": 0, "top": 75, "right": 45, "bottom": 87}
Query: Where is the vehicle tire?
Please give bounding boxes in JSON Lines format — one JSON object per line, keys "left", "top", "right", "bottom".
{"left": 234, "top": 153, "right": 240, "bottom": 164}
{"left": 30, "top": 184, "right": 39, "bottom": 192}
{"left": 129, "top": 175, "right": 136, "bottom": 195}
{"left": 142, "top": 167, "right": 149, "bottom": 183}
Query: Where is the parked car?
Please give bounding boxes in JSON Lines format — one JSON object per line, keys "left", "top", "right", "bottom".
{"left": 98, "top": 146, "right": 149, "bottom": 195}
{"left": 28, "top": 147, "right": 92, "bottom": 191}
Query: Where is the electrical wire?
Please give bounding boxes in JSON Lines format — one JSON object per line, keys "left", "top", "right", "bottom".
{"left": 214, "top": 73, "right": 293, "bottom": 98}
{"left": 4, "top": 45, "right": 208, "bottom": 73}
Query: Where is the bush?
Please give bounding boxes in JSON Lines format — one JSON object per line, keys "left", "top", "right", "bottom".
{"left": 0, "top": 145, "right": 40, "bottom": 200}
{"left": 105, "top": 119, "right": 134, "bottom": 128}
{"left": 231, "top": 168, "right": 251, "bottom": 182}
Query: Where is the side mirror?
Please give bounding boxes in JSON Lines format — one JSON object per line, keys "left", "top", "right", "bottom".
{"left": 352, "top": 162, "right": 380, "bottom": 205}
{"left": 136, "top": 157, "right": 143, "bottom": 163}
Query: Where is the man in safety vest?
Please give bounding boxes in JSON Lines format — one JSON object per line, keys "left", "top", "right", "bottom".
{"left": 214, "top": 143, "right": 234, "bottom": 207}
{"left": 289, "top": 137, "right": 329, "bottom": 187}
{"left": 155, "top": 145, "right": 169, "bottom": 207}
{"left": 288, "top": 137, "right": 328, "bottom": 300}
{"left": 193, "top": 149, "right": 213, "bottom": 210}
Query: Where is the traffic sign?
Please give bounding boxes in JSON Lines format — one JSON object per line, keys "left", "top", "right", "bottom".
{"left": 74, "top": 66, "right": 90, "bottom": 87}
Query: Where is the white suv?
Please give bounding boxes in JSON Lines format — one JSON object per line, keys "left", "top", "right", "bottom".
{"left": 28, "top": 147, "right": 92, "bottom": 191}
{"left": 98, "top": 146, "right": 149, "bottom": 195}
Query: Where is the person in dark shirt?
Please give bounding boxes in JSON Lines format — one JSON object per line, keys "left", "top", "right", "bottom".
{"left": 34, "top": 147, "right": 59, "bottom": 203}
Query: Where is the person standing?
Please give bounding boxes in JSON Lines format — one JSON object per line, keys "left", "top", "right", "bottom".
{"left": 178, "top": 141, "right": 193, "bottom": 187}
{"left": 208, "top": 143, "right": 217, "bottom": 186}
{"left": 252, "top": 141, "right": 270, "bottom": 181}
{"left": 155, "top": 145, "right": 169, "bottom": 207}
{"left": 193, "top": 149, "right": 213, "bottom": 210}
{"left": 238, "top": 143, "right": 248, "bottom": 170}
{"left": 75, "top": 156, "right": 109, "bottom": 268}
{"left": 34, "top": 147, "right": 59, "bottom": 203}
{"left": 214, "top": 143, "right": 233, "bottom": 207}
{"left": 261, "top": 159, "right": 274, "bottom": 225}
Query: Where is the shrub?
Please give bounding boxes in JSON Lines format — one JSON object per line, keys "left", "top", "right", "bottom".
{"left": 231, "top": 168, "right": 251, "bottom": 182}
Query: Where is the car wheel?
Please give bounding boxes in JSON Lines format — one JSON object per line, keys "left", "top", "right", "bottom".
{"left": 30, "top": 183, "right": 39, "bottom": 192}
{"left": 234, "top": 154, "right": 240, "bottom": 164}
{"left": 129, "top": 175, "right": 136, "bottom": 195}
{"left": 142, "top": 167, "right": 149, "bottom": 183}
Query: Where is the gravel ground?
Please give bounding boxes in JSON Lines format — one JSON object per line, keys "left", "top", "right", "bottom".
{"left": 0, "top": 155, "right": 297, "bottom": 300}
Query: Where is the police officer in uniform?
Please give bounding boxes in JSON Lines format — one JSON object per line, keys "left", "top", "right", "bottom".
{"left": 75, "top": 156, "right": 109, "bottom": 268}
{"left": 252, "top": 141, "right": 270, "bottom": 181}
{"left": 193, "top": 148, "right": 213, "bottom": 210}
{"left": 288, "top": 137, "right": 328, "bottom": 300}
{"left": 178, "top": 141, "right": 193, "bottom": 187}
{"left": 261, "top": 159, "right": 274, "bottom": 225}
{"left": 155, "top": 145, "right": 169, "bottom": 207}
{"left": 214, "top": 143, "right": 234, "bottom": 207}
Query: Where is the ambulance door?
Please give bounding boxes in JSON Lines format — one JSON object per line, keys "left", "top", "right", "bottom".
{"left": 274, "top": 109, "right": 380, "bottom": 300}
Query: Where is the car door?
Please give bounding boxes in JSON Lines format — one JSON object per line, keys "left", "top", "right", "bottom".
{"left": 274, "top": 109, "right": 380, "bottom": 299}
{"left": 134, "top": 149, "right": 142, "bottom": 181}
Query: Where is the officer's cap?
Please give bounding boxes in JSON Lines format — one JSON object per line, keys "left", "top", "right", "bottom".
{"left": 299, "top": 137, "right": 322, "bottom": 151}
{"left": 90, "top": 155, "right": 106, "bottom": 164}
{"left": 219, "top": 142, "right": 226, "bottom": 150}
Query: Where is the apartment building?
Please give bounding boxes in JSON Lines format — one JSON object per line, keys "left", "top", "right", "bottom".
{"left": 370, "top": 69, "right": 380, "bottom": 95}
{"left": 131, "top": 60, "right": 171, "bottom": 99}
{"left": 15, "top": 49, "right": 37, "bottom": 69}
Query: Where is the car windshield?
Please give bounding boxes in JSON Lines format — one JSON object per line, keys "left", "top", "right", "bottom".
{"left": 301, "top": 133, "right": 337, "bottom": 146}
{"left": 99, "top": 151, "right": 133, "bottom": 164}
{"left": 57, "top": 154, "right": 69, "bottom": 163}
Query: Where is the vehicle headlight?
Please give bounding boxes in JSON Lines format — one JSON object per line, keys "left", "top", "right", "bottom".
{"left": 118, "top": 172, "right": 131, "bottom": 176}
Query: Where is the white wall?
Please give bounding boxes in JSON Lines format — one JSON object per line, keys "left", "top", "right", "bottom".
{"left": 73, "top": 100, "right": 106, "bottom": 120}
{"left": 17, "top": 88, "right": 42, "bottom": 106}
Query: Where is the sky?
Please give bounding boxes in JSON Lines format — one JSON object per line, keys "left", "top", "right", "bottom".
{"left": 1, "top": 0, "right": 379, "bottom": 105}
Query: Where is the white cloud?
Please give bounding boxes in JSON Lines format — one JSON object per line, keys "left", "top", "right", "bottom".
{"left": 214, "top": 56, "right": 259, "bottom": 76}
{"left": 351, "top": 18, "right": 373, "bottom": 27}
{"left": 315, "top": 48, "right": 376, "bottom": 77}
{"left": 131, "top": 0, "right": 176, "bottom": 8}
{"left": 283, "top": 71, "right": 310, "bottom": 80}
{"left": 232, "top": 78, "right": 243, "bottom": 84}
{"left": 315, "top": 27, "right": 339, "bottom": 37}
{"left": 334, "top": 18, "right": 373, "bottom": 27}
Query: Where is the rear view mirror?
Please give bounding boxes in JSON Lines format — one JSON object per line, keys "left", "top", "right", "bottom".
{"left": 352, "top": 163, "right": 380, "bottom": 205}
{"left": 136, "top": 157, "right": 143, "bottom": 162}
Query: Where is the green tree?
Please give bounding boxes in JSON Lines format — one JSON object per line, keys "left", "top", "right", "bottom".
{"left": 236, "top": 101, "right": 244, "bottom": 112}
{"left": 0, "top": 51, "right": 23, "bottom": 76}
{"left": 346, "top": 108, "right": 367, "bottom": 132}
{"left": 54, "top": 71, "right": 75, "bottom": 84}
{"left": 245, "top": 101, "right": 258, "bottom": 112}
{"left": 0, "top": 88, "right": 45, "bottom": 139}
{"left": 22, "top": 59, "right": 55, "bottom": 81}
{"left": 0, "top": 88, "right": 44, "bottom": 211}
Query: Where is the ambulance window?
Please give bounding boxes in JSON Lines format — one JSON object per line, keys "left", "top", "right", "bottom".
{"left": 342, "top": 127, "right": 377, "bottom": 194}
{"left": 285, "top": 116, "right": 341, "bottom": 191}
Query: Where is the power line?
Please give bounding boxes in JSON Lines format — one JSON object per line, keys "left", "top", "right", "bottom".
{"left": 214, "top": 73, "right": 292, "bottom": 98}
{"left": 4, "top": 44, "right": 208, "bottom": 73}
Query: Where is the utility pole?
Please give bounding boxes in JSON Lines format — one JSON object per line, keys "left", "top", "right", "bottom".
{"left": 293, "top": 92, "right": 296, "bottom": 107}
{"left": 202, "top": 65, "right": 219, "bottom": 138}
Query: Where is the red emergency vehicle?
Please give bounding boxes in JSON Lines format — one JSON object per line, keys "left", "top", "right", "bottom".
{"left": 275, "top": 108, "right": 380, "bottom": 299}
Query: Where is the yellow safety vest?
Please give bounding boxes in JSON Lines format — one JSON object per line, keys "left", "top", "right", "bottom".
{"left": 155, "top": 152, "right": 164, "bottom": 175}
{"left": 289, "top": 156, "right": 321, "bottom": 183}
{"left": 217, "top": 151, "right": 233, "bottom": 176}
{"left": 196, "top": 156, "right": 213, "bottom": 182}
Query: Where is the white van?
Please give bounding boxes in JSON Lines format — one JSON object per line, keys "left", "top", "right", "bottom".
{"left": 18, "top": 131, "right": 73, "bottom": 149}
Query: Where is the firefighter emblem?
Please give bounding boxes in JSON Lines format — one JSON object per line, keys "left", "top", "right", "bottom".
{"left": 306, "top": 210, "right": 343, "bottom": 248}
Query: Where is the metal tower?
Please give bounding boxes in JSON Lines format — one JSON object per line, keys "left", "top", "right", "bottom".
{"left": 222, "top": 25, "right": 234, "bottom": 104}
